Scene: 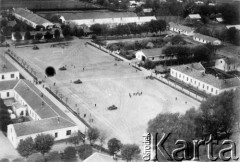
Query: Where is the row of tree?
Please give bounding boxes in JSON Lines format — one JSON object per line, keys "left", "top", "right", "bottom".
{"left": 163, "top": 43, "right": 216, "bottom": 63}
{"left": 90, "top": 19, "right": 167, "bottom": 36}
{"left": 147, "top": 89, "right": 240, "bottom": 160}
{"left": 13, "top": 30, "right": 61, "bottom": 41}
{"left": 196, "top": 26, "right": 240, "bottom": 46}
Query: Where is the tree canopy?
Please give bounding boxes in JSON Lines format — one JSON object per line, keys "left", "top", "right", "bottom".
{"left": 107, "top": 138, "right": 122, "bottom": 155}
{"left": 78, "top": 144, "right": 93, "bottom": 160}
{"left": 17, "top": 137, "right": 35, "bottom": 160}
{"left": 121, "top": 144, "right": 141, "bottom": 161}
{"left": 34, "top": 134, "right": 54, "bottom": 159}
{"left": 87, "top": 127, "right": 99, "bottom": 145}
{"left": 0, "top": 99, "right": 11, "bottom": 132}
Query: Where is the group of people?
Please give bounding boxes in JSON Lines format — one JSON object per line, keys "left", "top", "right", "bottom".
{"left": 129, "top": 91, "right": 143, "bottom": 98}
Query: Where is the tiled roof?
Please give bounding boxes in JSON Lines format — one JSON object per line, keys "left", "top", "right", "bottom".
{"left": 140, "top": 48, "right": 163, "bottom": 57}
{"left": 188, "top": 14, "right": 201, "bottom": 19}
{"left": 14, "top": 80, "right": 74, "bottom": 123}
{"left": 169, "top": 22, "right": 194, "bottom": 32}
{"left": 194, "top": 33, "right": 220, "bottom": 43}
{"left": 14, "top": 8, "right": 53, "bottom": 26}
{"left": 83, "top": 152, "right": 124, "bottom": 162}
{"left": 13, "top": 117, "right": 76, "bottom": 137}
{"left": 0, "top": 80, "right": 18, "bottom": 91}
{"left": 171, "top": 64, "right": 240, "bottom": 89}
{"left": 60, "top": 10, "right": 138, "bottom": 20}
{"left": 0, "top": 56, "right": 18, "bottom": 73}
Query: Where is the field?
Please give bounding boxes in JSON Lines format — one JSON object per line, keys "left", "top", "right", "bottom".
{"left": 0, "top": 0, "right": 100, "bottom": 10}
{"left": 10, "top": 38, "right": 200, "bottom": 145}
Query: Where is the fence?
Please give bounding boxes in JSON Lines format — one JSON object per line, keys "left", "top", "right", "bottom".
{"left": 154, "top": 74, "right": 206, "bottom": 102}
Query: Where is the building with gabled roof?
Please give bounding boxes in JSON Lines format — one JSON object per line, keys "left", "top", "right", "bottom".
{"left": 3, "top": 79, "right": 84, "bottom": 148}
{"left": 135, "top": 48, "right": 176, "bottom": 62}
{"left": 59, "top": 10, "right": 156, "bottom": 27}
{"left": 13, "top": 8, "right": 54, "bottom": 29}
{"left": 215, "top": 57, "right": 240, "bottom": 72}
{"left": 193, "top": 33, "right": 222, "bottom": 45}
{"left": 169, "top": 22, "right": 194, "bottom": 36}
{"left": 83, "top": 152, "right": 124, "bottom": 162}
{"left": 188, "top": 14, "right": 201, "bottom": 20}
{"left": 170, "top": 63, "right": 240, "bottom": 95}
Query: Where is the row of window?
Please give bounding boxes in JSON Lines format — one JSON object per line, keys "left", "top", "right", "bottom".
{"left": 54, "top": 130, "right": 71, "bottom": 138}
{"left": 172, "top": 70, "right": 218, "bottom": 94}
{"left": 1, "top": 74, "right": 15, "bottom": 80}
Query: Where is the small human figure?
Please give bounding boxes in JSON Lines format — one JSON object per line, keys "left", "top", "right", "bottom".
{"left": 54, "top": 82, "right": 56, "bottom": 86}
{"left": 175, "top": 97, "right": 177, "bottom": 100}
{"left": 95, "top": 104, "right": 96, "bottom": 107}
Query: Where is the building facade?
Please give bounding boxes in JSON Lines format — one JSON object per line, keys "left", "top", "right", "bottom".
{"left": 169, "top": 22, "right": 194, "bottom": 36}
{"left": 170, "top": 63, "right": 240, "bottom": 95}
{"left": 215, "top": 58, "right": 240, "bottom": 72}
{"left": 193, "top": 33, "right": 222, "bottom": 45}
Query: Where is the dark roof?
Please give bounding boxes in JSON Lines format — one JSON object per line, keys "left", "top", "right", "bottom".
{"left": 171, "top": 64, "right": 240, "bottom": 89}
{"left": 60, "top": 10, "right": 138, "bottom": 20}
{"left": 13, "top": 117, "right": 76, "bottom": 137}
{"left": 14, "top": 8, "right": 53, "bottom": 26}
{"left": 224, "top": 57, "right": 240, "bottom": 65}
{"left": 0, "top": 56, "right": 18, "bottom": 73}
{"left": 169, "top": 22, "right": 194, "bottom": 32}
{"left": 140, "top": 48, "right": 163, "bottom": 57}
{"left": 194, "top": 33, "right": 220, "bottom": 42}
{"left": 0, "top": 80, "right": 18, "bottom": 91}
{"left": 14, "top": 80, "right": 74, "bottom": 123}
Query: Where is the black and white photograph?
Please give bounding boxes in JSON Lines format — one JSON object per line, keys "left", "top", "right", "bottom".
{"left": 0, "top": 0, "right": 239, "bottom": 161}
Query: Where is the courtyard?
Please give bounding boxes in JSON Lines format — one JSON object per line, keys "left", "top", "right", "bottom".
{"left": 9, "top": 38, "right": 200, "bottom": 145}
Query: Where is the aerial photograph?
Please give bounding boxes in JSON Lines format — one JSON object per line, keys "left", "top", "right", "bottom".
{"left": 0, "top": 0, "right": 239, "bottom": 161}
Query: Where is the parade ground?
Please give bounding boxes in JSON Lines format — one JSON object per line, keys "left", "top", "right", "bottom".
{"left": 10, "top": 39, "right": 200, "bottom": 145}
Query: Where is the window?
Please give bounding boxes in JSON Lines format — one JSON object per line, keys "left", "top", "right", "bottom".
{"left": 216, "top": 90, "right": 218, "bottom": 94}
{"left": 179, "top": 74, "right": 181, "bottom": 78}
{"left": 183, "top": 76, "right": 184, "bottom": 79}
{"left": 2, "top": 75, "right": 4, "bottom": 79}
{"left": 11, "top": 74, "right": 14, "bottom": 78}
{"left": 172, "top": 71, "right": 174, "bottom": 75}
{"left": 194, "top": 81, "right": 196, "bottom": 84}
{"left": 211, "top": 88, "right": 213, "bottom": 92}
{"left": 7, "top": 92, "right": 9, "bottom": 97}
{"left": 84, "top": 114, "right": 86, "bottom": 118}
{"left": 66, "top": 130, "right": 71, "bottom": 136}
{"left": 203, "top": 84, "right": 204, "bottom": 88}
{"left": 55, "top": 132, "right": 58, "bottom": 138}
{"left": 207, "top": 86, "right": 208, "bottom": 90}
{"left": 190, "top": 79, "right": 192, "bottom": 82}
{"left": 186, "top": 77, "right": 188, "bottom": 81}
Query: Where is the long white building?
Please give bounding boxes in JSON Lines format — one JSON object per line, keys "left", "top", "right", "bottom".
{"left": 59, "top": 10, "right": 156, "bottom": 27}
{"left": 4, "top": 79, "right": 85, "bottom": 148}
{"left": 170, "top": 63, "right": 240, "bottom": 96}
{"left": 13, "top": 8, "right": 54, "bottom": 29}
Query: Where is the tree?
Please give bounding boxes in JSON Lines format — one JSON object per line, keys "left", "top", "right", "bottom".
{"left": 62, "top": 25, "right": 71, "bottom": 37}
{"left": 0, "top": 35, "right": 5, "bottom": 44}
{"left": 198, "top": 90, "right": 240, "bottom": 139}
{"left": 98, "top": 131, "right": 107, "bottom": 150}
{"left": 87, "top": 127, "right": 99, "bottom": 145}
{"left": 0, "top": 19, "right": 8, "bottom": 27}
{"left": 35, "top": 33, "right": 43, "bottom": 40}
{"left": 170, "top": 35, "right": 186, "bottom": 45}
{"left": 69, "top": 131, "right": 85, "bottom": 147}
{"left": 14, "top": 32, "right": 22, "bottom": 41}
{"left": 90, "top": 24, "right": 102, "bottom": 35}
{"left": 54, "top": 30, "right": 61, "bottom": 39}
{"left": 17, "top": 137, "right": 35, "bottom": 161}
{"left": 63, "top": 146, "right": 77, "bottom": 160}
{"left": 34, "top": 134, "right": 54, "bottom": 161}
{"left": 193, "top": 45, "right": 210, "bottom": 62}
{"left": 121, "top": 144, "right": 141, "bottom": 161}
{"left": 78, "top": 144, "right": 93, "bottom": 160}
{"left": 0, "top": 99, "right": 11, "bottom": 132}
{"left": 44, "top": 31, "right": 53, "bottom": 40}
{"left": 24, "top": 31, "right": 32, "bottom": 40}
{"left": 107, "top": 138, "right": 122, "bottom": 155}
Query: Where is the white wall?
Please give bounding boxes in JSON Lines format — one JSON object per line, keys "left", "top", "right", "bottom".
{"left": 135, "top": 51, "right": 146, "bottom": 61}
{"left": 8, "top": 125, "right": 79, "bottom": 148}
{"left": 0, "top": 72, "right": 20, "bottom": 82}
{"left": 0, "top": 89, "right": 15, "bottom": 99}
{"left": 170, "top": 69, "right": 220, "bottom": 95}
